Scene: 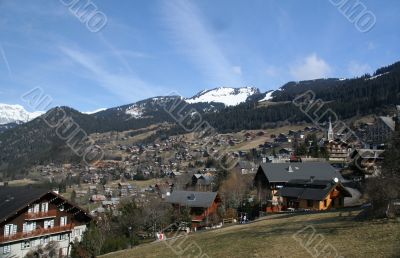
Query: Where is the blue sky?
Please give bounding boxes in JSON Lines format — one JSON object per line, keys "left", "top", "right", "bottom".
{"left": 0, "top": 0, "right": 399, "bottom": 112}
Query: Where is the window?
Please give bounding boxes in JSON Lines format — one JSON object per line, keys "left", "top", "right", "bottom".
{"left": 307, "top": 200, "right": 313, "bottom": 208}
{"left": 44, "top": 219, "right": 54, "bottom": 229}
{"left": 324, "top": 200, "right": 328, "bottom": 207}
{"left": 34, "top": 204, "right": 40, "bottom": 213}
{"left": 40, "top": 237, "right": 49, "bottom": 245}
{"left": 3, "top": 245, "right": 11, "bottom": 254}
{"left": 41, "top": 202, "right": 49, "bottom": 212}
{"left": 59, "top": 205, "right": 65, "bottom": 211}
{"left": 4, "top": 224, "right": 17, "bottom": 236}
{"left": 60, "top": 216, "right": 67, "bottom": 226}
{"left": 56, "top": 233, "right": 68, "bottom": 241}
{"left": 74, "top": 229, "right": 81, "bottom": 237}
{"left": 21, "top": 241, "right": 30, "bottom": 249}
{"left": 23, "top": 222, "right": 36, "bottom": 233}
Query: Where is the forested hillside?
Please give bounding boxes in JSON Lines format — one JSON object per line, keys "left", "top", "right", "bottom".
{"left": 0, "top": 61, "right": 399, "bottom": 178}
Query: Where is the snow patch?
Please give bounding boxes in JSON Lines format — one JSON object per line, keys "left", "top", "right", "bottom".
{"left": 125, "top": 105, "right": 144, "bottom": 118}
{"left": 258, "top": 91, "right": 274, "bottom": 102}
{"left": 83, "top": 108, "right": 106, "bottom": 114}
{"left": 186, "top": 87, "right": 258, "bottom": 106}
{"left": 366, "top": 72, "right": 389, "bottom": 80}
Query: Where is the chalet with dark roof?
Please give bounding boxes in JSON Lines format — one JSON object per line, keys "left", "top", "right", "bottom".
{"left": 0, "top": 186, "right": 92, "bottom": 257}
{"left": 278, "top": 179, "right": 352, "bottom": 211}
{"left": 254, "top": 162, "right": 344, "bottom": 212}
{"left": 165, "top": 191, "right": 221, "bottom": 229}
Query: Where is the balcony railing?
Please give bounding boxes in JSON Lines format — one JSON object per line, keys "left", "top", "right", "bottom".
{"left": 0, "top": 223, "right": 75, "bottom": 244}
{"left": 25, "top": 210, "right": 57, "bottom": 220}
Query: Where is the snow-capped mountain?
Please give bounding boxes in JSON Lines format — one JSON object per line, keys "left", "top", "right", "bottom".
{"left": 185, "top": 87, "right": 260, "bottom": 106}
{"left": 0, "top": 104, "right": 44, "bottom": 125}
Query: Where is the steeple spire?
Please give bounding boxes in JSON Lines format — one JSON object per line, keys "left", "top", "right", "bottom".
{"left": 328, "top": 116, "right": 334, "bottom": 141}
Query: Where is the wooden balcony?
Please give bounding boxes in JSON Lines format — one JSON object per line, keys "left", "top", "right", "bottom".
{"left": 0, "top": 223, "right": 75, "bottom": 244}
{"left": 25, "top": 210, "right": 57, "bottom": 220}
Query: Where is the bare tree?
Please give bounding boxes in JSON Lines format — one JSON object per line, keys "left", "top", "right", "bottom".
{"left": 25, "top": 241, "right": 59, "bottom": 258}
{"left": 219, "top": 171, "right": 253, "bottom": 210}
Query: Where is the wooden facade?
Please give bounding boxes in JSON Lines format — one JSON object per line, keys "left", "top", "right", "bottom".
{"left": 281, "top": 184, "right": 347, "bottom": 211}
{"left": 0, "top": 189, "right": 92, "bottom": 257}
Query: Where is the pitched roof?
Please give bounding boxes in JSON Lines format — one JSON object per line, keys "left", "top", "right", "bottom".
{"left": 165, "top": 191, "right": 217, "bottom": 208}
{"left": 379, "top": 116, "right": 396, "bottom": 131}
{"left": 0, "top": 186, "right": 93, "bottom": 223}
{"left": 258, "top": 162, "right": 344, "bottom": 183}
{"left": 192, "top": 174, "right": 214, "bottom": 185}
{"left": 278, "top": 179, "right": 352, "bottom": 201}
{"left": 0, "top": 186, "right": 49, "bottom": 222}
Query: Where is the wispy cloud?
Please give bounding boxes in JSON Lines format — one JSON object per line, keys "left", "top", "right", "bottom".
{"left": 161, "top": 0, "right": 243, "bottom": 86}
{"left": 347, "top": 61, "right": 372, "bottom": 77}
{"left": 290, "top": 53, "right": 332, "bottom": 80}
{"left": 0, "top": 43, "right": 13, "bottom": 79}
{"left": 60, "top": 46, "right": 163, "bottom": 102}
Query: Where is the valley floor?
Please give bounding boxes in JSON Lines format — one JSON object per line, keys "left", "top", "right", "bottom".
{"left": 100, "top": 208, "right": 400, "bottom": 258}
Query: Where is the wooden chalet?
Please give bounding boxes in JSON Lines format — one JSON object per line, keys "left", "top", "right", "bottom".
{"left": 277, "top": 179, "right": 352, "bottom": 211}
{"left": 254, "top": 162, "right": 345, "bottom": 212}
{"left": 323, "top": 139, "right": 351, "bottom": 163}
{"left": 351, "top": 149, "right": 385, "bottom": 177}
{"left": 165, "top": 191, "right": 221, "bottom": 229}
{"left": 0, "top": 186, "right": 92, "bottom": 257}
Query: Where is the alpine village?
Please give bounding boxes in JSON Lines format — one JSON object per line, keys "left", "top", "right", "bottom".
{"left": 1, "top": 2, "right": 400, "bottom": 258}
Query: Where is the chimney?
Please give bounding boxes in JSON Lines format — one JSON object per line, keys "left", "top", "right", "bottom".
{"left": 288, "top": 166, "right": 294, "bottom": 173}
{"left": 309, "top": 176, "right": 315, "bottom": 183}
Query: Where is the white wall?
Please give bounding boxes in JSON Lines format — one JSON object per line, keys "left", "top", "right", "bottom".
{"left": 0, "top": 225, "right": 87, "bottom": 258}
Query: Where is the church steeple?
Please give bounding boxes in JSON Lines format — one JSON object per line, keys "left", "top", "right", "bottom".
{"left": 328, "top": 117, "right": 334, "bottom": 141}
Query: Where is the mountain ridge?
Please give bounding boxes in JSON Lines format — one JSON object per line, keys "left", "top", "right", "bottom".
{"left": 0, "top": 61, "right": 399, "bottom": 176}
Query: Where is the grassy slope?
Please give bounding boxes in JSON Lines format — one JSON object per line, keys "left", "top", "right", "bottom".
{"left": 101, "top": 209, "right": 400, "bottom": 258}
